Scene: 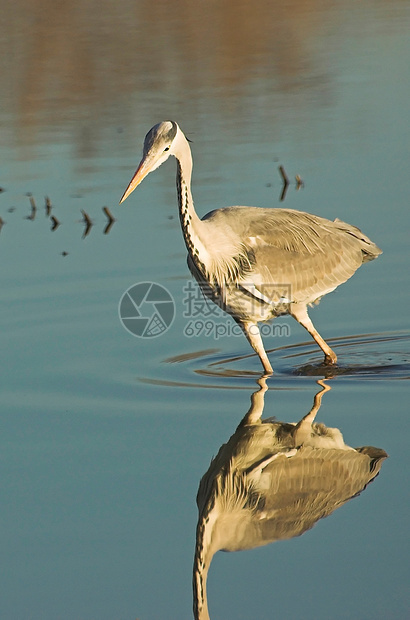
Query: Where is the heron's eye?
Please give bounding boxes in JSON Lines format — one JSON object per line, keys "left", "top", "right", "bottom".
{"left": 164, "top": 146, "right": 170, "bottom": 152}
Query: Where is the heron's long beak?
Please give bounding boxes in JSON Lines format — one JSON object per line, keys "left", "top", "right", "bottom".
{"left": 119, "top": 157, "right": 151, "bottom": 204}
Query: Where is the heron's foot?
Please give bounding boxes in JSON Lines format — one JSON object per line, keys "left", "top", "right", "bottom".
{"left": 261, "top": 362, "right": 274, "bottom": 376}
{"left": 324, "top": 352, "right": 337, "bottom": 365}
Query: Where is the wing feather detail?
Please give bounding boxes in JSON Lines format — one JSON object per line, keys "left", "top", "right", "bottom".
{"left": 202, "top": 207, "right": 381, "bottom": 304}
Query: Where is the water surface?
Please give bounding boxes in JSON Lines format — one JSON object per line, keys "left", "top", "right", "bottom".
{"left": 1, "top": 2, "right": 409, "bottom": 619}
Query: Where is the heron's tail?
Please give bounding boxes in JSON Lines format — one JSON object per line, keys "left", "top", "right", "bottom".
{"left": 334, "top": 218, "right": 382, "bottom": 263}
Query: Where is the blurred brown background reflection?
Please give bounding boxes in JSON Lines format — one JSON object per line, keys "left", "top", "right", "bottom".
{"left": 3, "top": 0, "right": 401, "bottom": 153}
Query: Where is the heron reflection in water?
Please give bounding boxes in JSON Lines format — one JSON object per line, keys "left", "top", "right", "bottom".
{"left": 193, "top": 380, "right": 387, "bottom": 620}
{"left": 120, "top": 121, "right": 382, "bottom": 373}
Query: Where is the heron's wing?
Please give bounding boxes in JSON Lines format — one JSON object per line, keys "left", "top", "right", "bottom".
{"left": 220, "top": 445, "right": 387, "bottom": 551}
{"left": 206, "top": 207, "right": 381, "bottom": 304}
{"left": 254, "top": 445, "right": 387, "bottom": 525}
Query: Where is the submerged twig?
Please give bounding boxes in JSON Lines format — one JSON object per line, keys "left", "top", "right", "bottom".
{"left": 102, "top": 206, "right": 116, "bottom": 235}
{"left": 81, "top": 209, "right": 92, "bottom": 225}
{"left": 278, "top": 166, "right": 290, "bottom": 202}
{"left": 25, "top": 195, "right": 37, "bottom": 220}
{"left": 50, "top": 215, "right": 60, "bottom": 231}
{"left": 103, "top": 220, "right": 115, "bottom": 235}
{"left": 81, "top": 209, "right": 93, "bottom": 238}
{"left": 102, "top": 206, "right": 116, "bottom": 223}
{"left": 278, "top": 166, "right": 304, "bottom": 201}
{"left": 45, "top": 196, "right": 52, "bottom": 216}
{"left": 279, "top": 165, "right": 290, "bottom": 186}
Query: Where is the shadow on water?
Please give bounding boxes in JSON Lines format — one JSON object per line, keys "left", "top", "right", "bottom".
{"left": 139, "top": 331, "right": 410, "bottom": 388}
{"left": 192, "top": 379, "right": 388, "bottom": 620}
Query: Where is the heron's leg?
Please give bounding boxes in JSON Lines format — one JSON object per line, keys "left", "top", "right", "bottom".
{"left": 290, "top": 304, "right": 337, "bottom": 364}
{"left": 293, "top": 379, "right": 331, "bottom": 445}
{"left": 240, "top": 378, "right": 268, "bottom": 425}
{"left": 239, "top": 321, "right": 273, "bottom": 374}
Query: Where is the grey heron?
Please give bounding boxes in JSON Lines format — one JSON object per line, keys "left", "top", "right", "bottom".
{"left": 120, "top": 121, "right": 382, "bottom": 373}
{"left": 193, "top": 379, "right": 387, "bottom": 620}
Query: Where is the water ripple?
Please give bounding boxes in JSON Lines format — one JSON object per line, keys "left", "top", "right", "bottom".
{"left": 139, "top": 331, "right": 410, "bottom": 388}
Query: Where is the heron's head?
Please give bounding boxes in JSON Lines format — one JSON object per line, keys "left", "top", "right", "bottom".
{"left": 120, "top": 121, "right": 179, "bottom": 204}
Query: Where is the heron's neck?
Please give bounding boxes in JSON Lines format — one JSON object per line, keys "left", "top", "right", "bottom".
{"left": 193, "top": 515, "right": 214, "bottom": 620}
{"left": 175, "top": 141, "right": 209, "bottom": 273}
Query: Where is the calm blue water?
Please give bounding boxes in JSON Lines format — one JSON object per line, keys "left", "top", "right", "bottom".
{"left": 1, "top": 2, "right": 409, "bottom": 619}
